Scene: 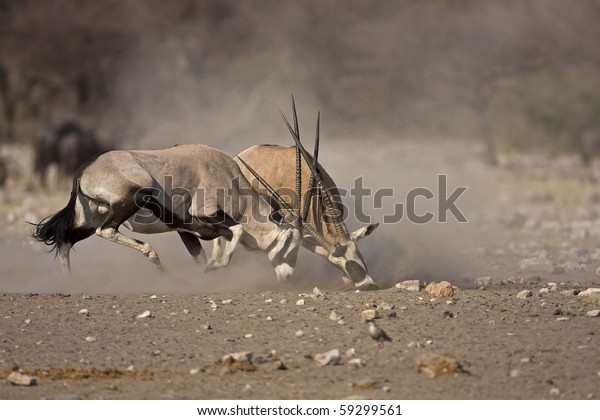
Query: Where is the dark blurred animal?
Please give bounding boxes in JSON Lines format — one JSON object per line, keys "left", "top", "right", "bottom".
{"left": 578, "top": 128, "right": 600, "bottom": 182}
{"left": 34, "top": 121, "right": 106, "bottom": 186}
{"left": 0, "top": 156, "right": 7, "bottom": 188}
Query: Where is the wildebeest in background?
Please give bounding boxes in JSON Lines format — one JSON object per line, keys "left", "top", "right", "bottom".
{"left": 34, "top": 121, "right": 107, "bottom": 187}
{"left": 579, "top": 128, "right": 600, "bottom": 182}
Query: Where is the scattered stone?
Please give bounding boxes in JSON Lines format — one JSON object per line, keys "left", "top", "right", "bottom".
{"left": 516, "top": 290, "right": 532, "bottom": 299}
{"left": 556, "top": 317, "right": 570, "bottom": 322}
{"left": 425, "top": 281, "right": 454, "bottom": 297}
{"left": 382, "top": 386, "right": 391, "bottom": 393}
{"left": 296, "top": 299, "right": 305, "bottom": 306}
{"left": 201, "top": 323, "right": 212, "bottom": 330}
{"left": 7, "top": 371, "right": 37, "bottom": 386}
{"left": 311, "top": 287, "right": 326, "bottom": 300}
{"left": 348, "top": 358, "right": 365, "bottom": 368}
{"left": 346, "top": 348, "right": 356, "bottom": 357}
{"left": 520, "top": 357, "right": 531, "bottom": 363}
{"left": 271, "top": 359, "right": 287, "bottom": 370}
{"left": 84, "top": 336, "right": 96, "bottom": 342}
{"left": 295, "top": 330, "right": 304, "bottom": 337}
{"left": 314, "top": 349, "right": 341, "bottom": 366}
{"left": 510, "top": 369, "right": 521, "bottom": 378}
{"left": 264, "top": 298, "right": 273, "bottom": 303}
{"left": 78, "top": 309, "right": 89, "bottom": 316}
{"left": 395, "top": 280, "right": 422, "bottom": 292}
{"left": 221, "top": 299, "right": 233, "bottom": 305}
{"left": 579, "top": 288, "right": 600, "bottom": 304}
{"left": 266, "top": 316, "right": 273, "bottom": 321}
{"left": 586, "top": 310, "right": 600, "bottom": 317}
{"left": 189, "top": 368, "right": 200, "bottom": 375}
{"left": 446, "top": 299, "right": 455, "bottom": 305}
{"left": 549, "top": 387, "right": 561, "bottom": 397}
{"left": 474, "top": 276, "right": 492, "bottom": 287}
{"left": 361, "top": 309, "right": 380, "bottom": 321}
{"left": 136, "top": 310, "right": 153, "bottom": 319}
{"left": 221, "top": 352, "right": 255, "bottom": 373}
{"left": 24, "top": 319, "right": 31, "bottom": 325}
{"left": 351, "top": 379, "right": 377, "bottom": 389}
{"left": 244, "top": 334, "right": 253, "bottom": 339}
{"left": 416, "top": 353, "right": 468, "bottom": 377}
{"left": 329, "top": 311, "right": 342, "bottom": 321}
{"left": 377, "top": 302, "right": 395, "bottom": 311}
{"left": 280, "top": 299, "right": 288, "bottom": 304}
{"left": 547, "top": 282, "right": 558, "bottom": 291}
{"left": 150, "top": 295, "right": 157, "bottom": 299}
{"left": 539, "top": 288, "right": 550, "bottom": 295}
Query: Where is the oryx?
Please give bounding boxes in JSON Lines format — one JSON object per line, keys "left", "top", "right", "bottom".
{"left": 211, "top": 100, "right": 379, "bottom": 290}
{"left": 32, "top": 144, "right": 303, "bottom": 282}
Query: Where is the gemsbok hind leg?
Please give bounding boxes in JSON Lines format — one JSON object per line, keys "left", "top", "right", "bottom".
{"left": 95, "top": 201, "right": 163, "bottom": 268}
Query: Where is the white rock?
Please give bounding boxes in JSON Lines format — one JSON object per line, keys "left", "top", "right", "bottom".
{"left": 150, "top": 295, "right": 157, "bottom": 299}
{"left": 296, "top": 299, "right": 305, "bottom": 306}
{"left": 579, "top": 288, "right": 600, "bottom": 296}
{"left": 7, "top": 371, "right": 37, "bottom": 386}
{"left": 79, "top": 309, "right": 89, "bottom": 315}
{"left": 85, "top": 336, "right": 96, "bottom": 342}
{"left": 549, "top": 387, "right": 561, "bottom": 397}
{"left": 24, "top": 319, "right": 31, "bottom": 325}
{"left": 516, "top": 290, "right": 532, "bottom": 299}
{"left": 264, "top": 298, "right": 273, "bottom": 303}
{"left": 280, "top": 299, "right": 288, "bottom": 304}
{"left": 314, "top": 349, "right": 341, "bottom": 366}
{"left": 556, "top": 317, "right": 570, "bottom": 322}
{"left": 222, "top": 352, "right": 252, "bottom": 363}
{"left": 221, "top": 299, "right": 233, "bottom": 304}
{"left": 189, "top": 368, "right": 200, "bottom": 375}
{"left": 395, "top": 280, "right": 422, "bottom": 292}
{"left": 361, "top": 309, "right": 380, "bottom": 321}
{"left": 547, "top": 282, "right": 558, "bottom": 291}
{"left": 295, "top": 330, "right": 304, "bottom": 337}
{"left": 346, "top": 348, "right": 356, "bottom": 357}
{"left": 136, "top": 310, "right": 153, "bottom": 319}
{"left": 586, "top": 309, "right": 600, "bottom": 317}
{"left": 539, "top": 288, "right": 550, "bottom": 295}
{"left": 329, "top": 311, "right": 342, "bottom": 321}
{"left": 266, "top": 316, "right": 273, "bottom": 321}
{"left": 377, "top": 302, "right": 395, "bottom": 311}
{"left": 348, "top": 358, "right": 365, "bottom": 368}
{"left": 244, "top": 333, "right": 253, "bottom": 339}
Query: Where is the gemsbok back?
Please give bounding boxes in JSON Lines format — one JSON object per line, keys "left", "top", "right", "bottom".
{"left": 32, "top": 143, "right": 303, "bottom": 282}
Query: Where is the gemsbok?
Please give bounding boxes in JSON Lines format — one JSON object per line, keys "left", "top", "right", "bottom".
{"left": 32, "top": 143, "right": 304, "bottom": 282}
{"left": 211, "top": 100, "right": 379, "bottom": 290}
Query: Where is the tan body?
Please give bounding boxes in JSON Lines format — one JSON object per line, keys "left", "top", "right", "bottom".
{"left": 214, "top": 144, "right": 378, "bottom": 289}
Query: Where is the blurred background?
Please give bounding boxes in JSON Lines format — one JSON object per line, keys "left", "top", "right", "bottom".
{"left": 1, "top": 0, "right": 600, "bottom": 292}
{"left": 1, "top": 0, "right": 599, "bottom": 156}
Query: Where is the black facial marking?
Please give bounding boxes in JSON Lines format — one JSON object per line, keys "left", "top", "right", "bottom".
{"left": 345, "top": 260, "right": 367, "bottom": 282}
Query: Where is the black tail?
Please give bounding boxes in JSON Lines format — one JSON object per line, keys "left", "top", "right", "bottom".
{"left": 32, "top": 177, "right": 80, "bottom": 254}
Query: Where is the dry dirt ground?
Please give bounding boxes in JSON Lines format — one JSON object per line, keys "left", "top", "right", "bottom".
{"left": 0, "top": 142, "right": 599, "bottom": 400}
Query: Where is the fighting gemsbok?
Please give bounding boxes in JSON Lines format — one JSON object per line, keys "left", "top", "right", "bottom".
{"left": 210, "top": 100, "right": 379, "bottom": 290}
{"left": 32, "top": 143, "right": 303, "bottom": 282}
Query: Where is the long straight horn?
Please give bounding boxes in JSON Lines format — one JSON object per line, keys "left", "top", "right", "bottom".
{"left": 281, "top": 111, "right": 348, "bottom": 240}
{"left": 237, "top": 156, "right": 334, "bottom": 252}
{"left": 292, "top": 96, "right": 302, "bottom": 229}
{"left": 301, "top": 111, "right": 320, "bottom": 223}
{"left": 237, "top": 156, "right": 295, "bottom": 216}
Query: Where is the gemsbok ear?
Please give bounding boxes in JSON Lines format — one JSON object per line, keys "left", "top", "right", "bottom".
{"left": 350, "top": 223, "right": 379, "bottom": 241}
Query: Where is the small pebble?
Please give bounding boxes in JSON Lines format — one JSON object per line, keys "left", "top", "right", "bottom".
{"left": 586, "top": 310, "right": 600, "bottom": 317}
{"left": 296, "top": 299, "right": 305, "bottom": 306}
{"left": 516, "top": 290, "right": 532, "bottom": 299}
{"left": 136, "top": 310, "right": 153, "bottom": 319}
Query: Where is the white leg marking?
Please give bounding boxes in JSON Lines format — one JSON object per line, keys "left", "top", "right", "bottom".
{"left": 274, "top": 263, "right": 294, "bottom": 282}
{"left": 96, "top": 227, "right": 162, "bottom": 267}
{"left": 206, "top": 225, "right": 244, "bottom": 270}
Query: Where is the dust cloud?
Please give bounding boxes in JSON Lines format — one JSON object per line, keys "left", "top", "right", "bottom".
{"left": 7, "top": 0, "right": 590, "bottom": 292}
